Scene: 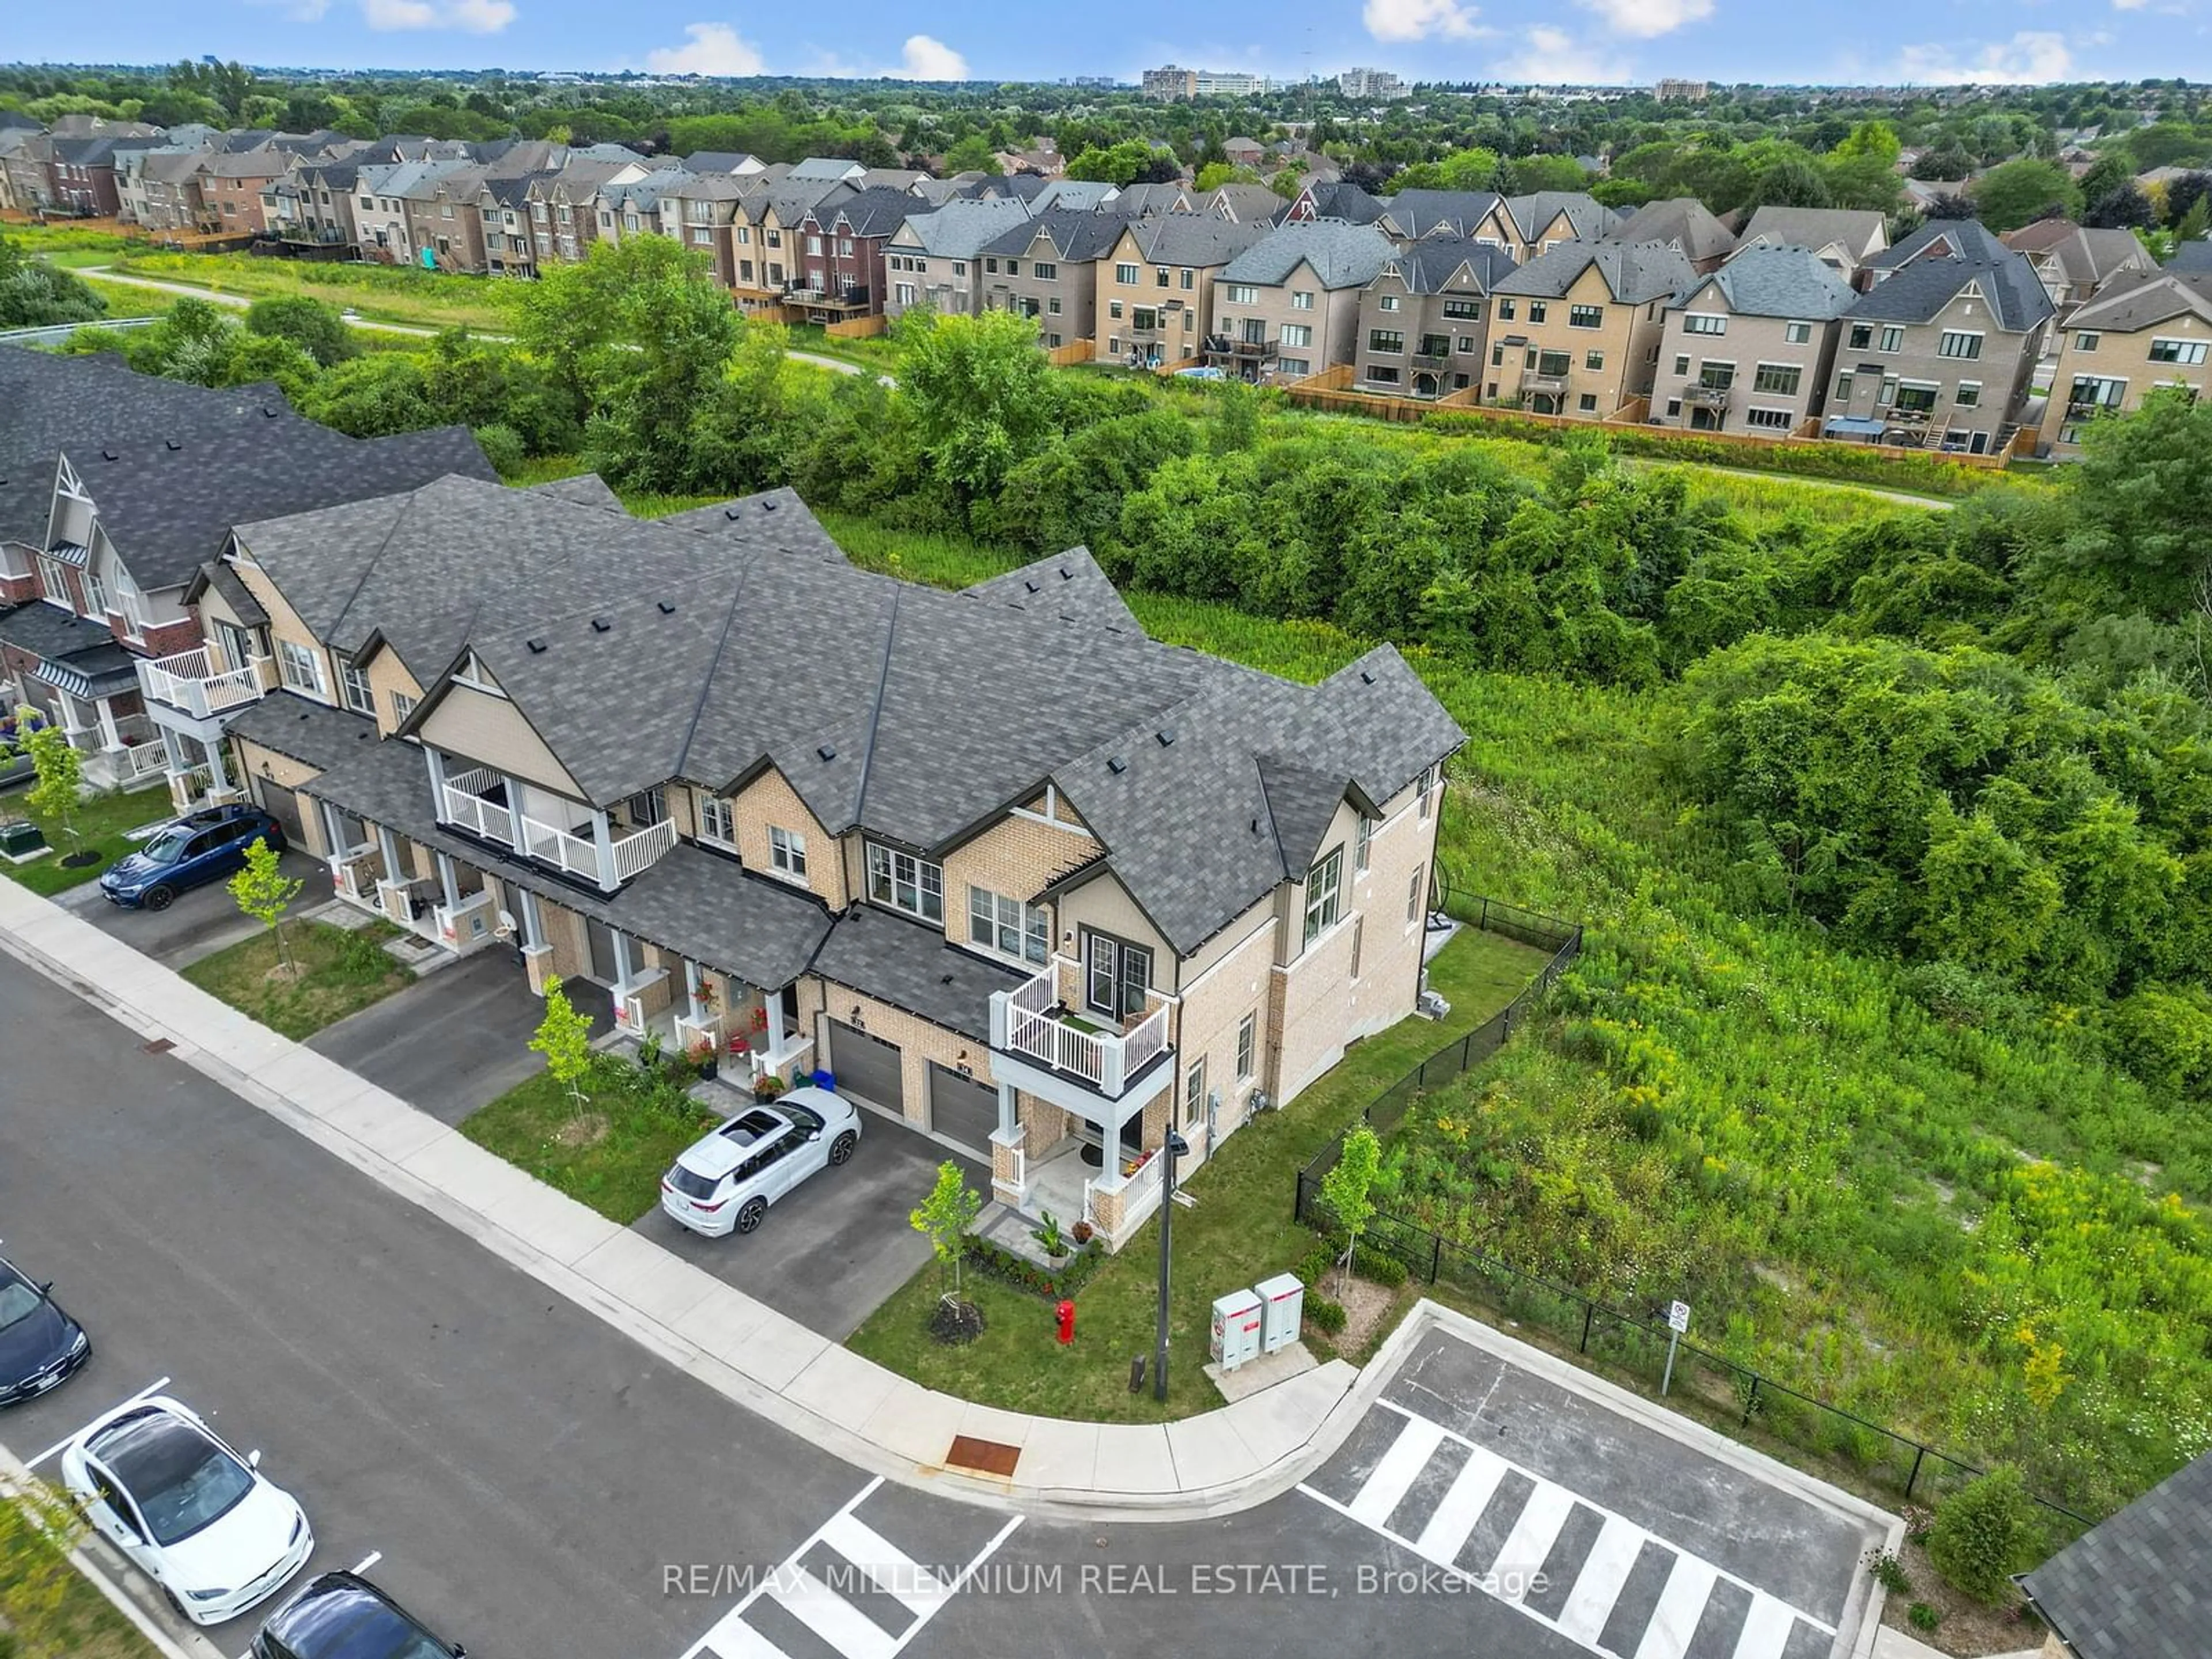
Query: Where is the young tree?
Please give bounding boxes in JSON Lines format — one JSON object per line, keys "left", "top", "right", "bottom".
{"left": 227, "top": 835, "right": 302, "bottom": 976}
{"left": 18, "top": 709, "right": 82, "bottom": 856}
{"left": 1320, "top": 1123, "right": 1384, "bottom": 1297}
{"left": 896, "top": 310, "right": 1061, "bottom": 506}
{"left": 244, "top": 294, "right": 359, "bottom": 367}
{"left": 531, "top": 975, "right": 596, "bottom": 1112}
{"left": 909, "top": 1159, "right": 982, "bottom": 1301}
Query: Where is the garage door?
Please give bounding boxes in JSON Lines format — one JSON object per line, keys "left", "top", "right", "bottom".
{"left": 827, "top": 1020, "right": 903, "bottom": 1112}
{"left": 928, "top": 1063, "right": 998, "bottom": 1157}
{"left": 255, "top": 778, "right": 304, "bottom": 846}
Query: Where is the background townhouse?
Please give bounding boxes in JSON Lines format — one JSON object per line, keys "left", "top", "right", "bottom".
{"left": 399, "top": 162, "right": 493, "bottom": 272}
{"left": 46, "top": 136, "right": 127, "bottom": 217}
{"left": 1203, "top": 219, "right": 1398, "bottom": 382}
{"left": 1824, "top": 247, "right": 2054, "bottom": 453}
{"left": 2041, "top": 268, "right": 2212, "bottom": 454}
{"left": 117, "top": 148, "right": 211, "bottom": 232}
{"left": 1501, "top": 191, "right": 1619, "bottom": 261}
{"left": 883, "top": 196, "right": 1036, "bottom": 321}
{"left": 475, "top": 173, "right": 550, "bottom": 276}
{"left": 728, "top": 172, "right": 859, "bottom": 312}
{"left": 289, "top": 160, "right": 365, "bottom": 249}
{"left": 1375, "top": 188, "right": 1517, "bottom": 247}
{"left": 1647, "top": 244, "right": 1855, "bottom": 435}
{"left": 654, "top": 171, "right": 749, "bottom": 289}
{"left": 353, "top": 157, "right": 473, "bottom": 264}
{"left": 1605, "top": 196, "right": 1738, "bottom": 273}
{"left": 221, "top": 476, "right": 1460, "bottom": 1253}
{"left": 1735, "top": 205, "right": 1889, "bottom": 278}
{"left": 1486, "top": 241, "right": 1697, "bottom": 416}
{"left": 198, "top": 147, "right": 293, "bottom": 236}
{"left": 978, "top": 210, "right": 1125, "bottom": 347}
{"left": 0, "top": 353, "right": 490, "bottom": 801}
{"left": 2001, "top": 217, "right": 2159, "bottom": 319}
{"left": 1281, "top": 179, "right": 1385, "bottom": 226}
{"left": 1094, "top": 214, "right": 1271, "bottom": 368}
{"left": 790, "top": 187, "right": 915, "bottom": 325}
{"left": 1, "top": 131, "right": 54, "bottom": 214}
{"left": 1353, "top": 234, "right": 1517, "bottom": 398}
{"left": 1203, "top": 183, "right": 1287, "bottom": 226}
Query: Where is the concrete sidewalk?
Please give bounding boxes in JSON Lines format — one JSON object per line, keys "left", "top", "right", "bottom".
{"left": 0, "top": 878, "right": 1374, "bottom": 1522}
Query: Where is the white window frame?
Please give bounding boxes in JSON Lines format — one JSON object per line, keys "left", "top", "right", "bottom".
{"left": 2149, "top": 336, "right": 2209, "bottom": 366}
{"left": 1236, "top": 1012, "right": 1256, "bottom": 1082}
{"left": 79, "top": 566, "right": 108, "bottom": 618}
{"left": 1783, "top": 321, "right": 1812, "bottom": 344}
{"left": 1302, "top": 847, "right": 1343, "bottom": 951}
{"left": 696, "top": 790, "right": 736, "bottom": 848}
{"left": 1683, "top": 312, "right": 1726, "bottom": 336}
{"left": 967, "top": 884, "right": 1048, "bottom": 965}
{"left": 390, "top": 688, "right": 418, "bottom": 726}
{"left": 1936, "top": 329, "right": 1984, "bottom": 360}
{"left": 867, "top": 843, "right": 942, "bottom": 923}
{"left": 36, "top": 555, "right": 71, "bottom": 609}
{"left": 769, "top": 825, "right": 808, "bottom": 879}
{"left": 1355, "top": 813, "right": 1374, "bottom": 874}
{"left": 1183, "top": 1054, "right": 1208, "bottom": 1126}
{"left": 339, "top": 657, "right": 375, "bottom": 715}
{"left": 1407, "top": 864, "right": 1425, "bottom": 926}
{"left": 277, "top": 639, "right": 325, "bottom": 697}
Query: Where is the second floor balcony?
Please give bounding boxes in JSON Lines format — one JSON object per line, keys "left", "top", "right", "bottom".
{"left": 988, "top": 961, "right": 1172, "bottom": 1103}
{"left": 437, "top": 764, "right": 676, "bottom": 890}
{"left": 1684, "top": 382, "right": 1733, "bottom": 409}
{"left": 137, "top": 647, "right": 272, "bottom": 722}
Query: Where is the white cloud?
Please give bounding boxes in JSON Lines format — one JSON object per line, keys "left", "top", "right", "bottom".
{"left": 894, "top": 34, "right": 968, "bottom": 78}
{"left": 1491, "top": 24, "right": 1633, "bottom": 82}
{"left": 362, "top": 0, "right": 513, "bottom": 28}
{"left": 1896, "top": 29, "right": 2074, "bottom": 84}
{"left": 1579, "top": 0, "right": 1712, "bottom": 37}
{"left": 1363, "top": 0, "right": 1482, "bottom": 42}
{"left": 2110, "top": 0, "right": 2147, "bottom": 9}
{"left": 645, "top": 21, "right": 767, "bottom": 74}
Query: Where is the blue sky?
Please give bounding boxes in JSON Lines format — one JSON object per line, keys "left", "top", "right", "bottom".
{"left": 10, "top": 0, "right": 2205, "bottom": 86}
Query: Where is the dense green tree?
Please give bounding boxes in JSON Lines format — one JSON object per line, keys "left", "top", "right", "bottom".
{"left": 244, "top": 294, "right": 358, "bottom": 368}
{"left": 895, "top": 309, "right": 1062, "bottom": 505}
{"left": 0, "top": 230, "right": 107, "bottom": 328}
{"left": 1971, "top": 158, "right": 2084, "bottom": 233}
{"left": 2040, "top": 388, "right": 2212, "bottom": 623}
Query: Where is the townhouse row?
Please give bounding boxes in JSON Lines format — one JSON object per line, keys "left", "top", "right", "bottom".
{"left": 1, "top": 349, "right": 1461, "bottom": 1255}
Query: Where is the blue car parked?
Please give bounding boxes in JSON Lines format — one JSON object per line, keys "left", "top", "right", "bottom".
{"left": 99, "top": 804, "right": 287, "bottom": 912}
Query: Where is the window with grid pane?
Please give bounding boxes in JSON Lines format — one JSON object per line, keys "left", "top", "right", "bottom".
{"left": 868, "top": 844, "right": 942, "bottom": 922}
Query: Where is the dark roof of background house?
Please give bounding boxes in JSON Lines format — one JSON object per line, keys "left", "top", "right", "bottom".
{"left": 1219, "top": 221, "right": 1397, "bottom": 288}
{"left": 1295, "top": 180, "right": 1387, "bottom": 225}
{"left": 1675, "top": 244, "right": 1857, "bottom": 318}
{"left": 1378, "top": 189, "right": 1505, "bottom": 239}
{"left": 980, "top": 207, "right": 1127, "bottom": 262}
{"left": 1492, "top": 239, "right": 1696, "bottom": 304}
{"left": 1504, "top": 190, "right": 1619, "bottom": 242}
{"left": 1135, "top": 213, "right": 1272, "bottom": 267}
{"left": 2168, "top": 238, "right": 2212, "bottom": 273}
{"left": 1374, "top": 236, "right": 1518, "bottom": 293}
{"left": 1847, "top": 253, "right": 2054, "bottom": 332}
{"left": 2065, "top": 268, "right": 2212, "bottom": 333}
{"left": 1607, "top": 196, "right": 1738, "bottom": 264}
{"left": 1738, "top": 206, "right": 1888, "bottom": 260}
{"left": 815, "top": 185, "right": 918, "bottom": 238}
{"left": 2020, "top": 1451, "right": 2212, "bottom": 1659}
{"left": 1872, "top": 217, "right": 2010, "bottom": 269}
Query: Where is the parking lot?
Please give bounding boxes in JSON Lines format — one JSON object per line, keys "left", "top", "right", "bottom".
{"left": 634, "top": 1106, "right": 990, "bottom": 1340}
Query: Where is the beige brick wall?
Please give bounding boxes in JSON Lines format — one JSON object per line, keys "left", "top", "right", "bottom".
{"left": 230, "top": 737, "right": 332, "bottom": 857}
{"left": 539, "top": 897, "right": 589, "bottom": 983}
{"left": 942, "top": 802, "right": 1098, "bottom": 953}
{"left": 728, "top": 766, "right": 847, "bottom": 907}
{"left": 229, "top": 554, "right": 339, "bottom": 700}
{"left": 808, "top": 979, "right": 998, "bottom": 1132}
{"left": 1058, "top": 872, "right": 1172, "bottom": 990}
{"left": 1166, "top": 906, "right": 1277, "bottom": 1172}
{"left": 364, "top": 650, "right": 425, "bottom": 738}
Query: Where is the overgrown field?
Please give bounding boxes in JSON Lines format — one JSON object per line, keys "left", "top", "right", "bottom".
{"left": 112, "top": 251, "right": 511, "bottom": 332}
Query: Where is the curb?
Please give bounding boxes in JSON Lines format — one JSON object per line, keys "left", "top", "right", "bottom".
{"left": 0, "top": 1445, "right": 227, "bottom": 1659}
{"left": 0, "top": 885, "right": 1374, "bottom": 1524}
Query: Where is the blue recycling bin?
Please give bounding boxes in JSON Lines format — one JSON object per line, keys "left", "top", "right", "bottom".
{"left": 812, "top": 1068, "right": 836, "bottom": 1093}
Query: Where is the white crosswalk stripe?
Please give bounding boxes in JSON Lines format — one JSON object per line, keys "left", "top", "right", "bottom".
{"left": 1300, "top": 1401, "right": 1836, "bottom": 1659}
{"left": 680, "top": 1478, "right": 1020, "bottom": 1659}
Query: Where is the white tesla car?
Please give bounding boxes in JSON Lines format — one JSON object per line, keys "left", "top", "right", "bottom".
{"left": 60, "top": 1395, "right": 314, "bottom": 1625}
{"left": 660, "top": 1086, "right": 861, "bottom": 1237}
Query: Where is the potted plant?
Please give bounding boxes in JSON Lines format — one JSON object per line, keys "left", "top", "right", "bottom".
{"left": 755, "top": 1073, "right": 785, "bottom": 1101}
{"left": 1032, "top": 1211, "right": 1070, "bottom": 1263}
{"left": 1070, "top": 1219, "right": 1094, "bottom": 1249}
{"left": 688, "top": 1039, "right": 718, "bottom": 1081}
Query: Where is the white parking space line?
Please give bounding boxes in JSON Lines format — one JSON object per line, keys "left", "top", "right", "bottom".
{"left": 681, "top": 1480, "right": 1021, "bottom": 1659}
{"left": 23, "top": 1374, "right": 170, "bottom": 1468}
{"left": 350, "top": 1551, "right": 382, "bottom": 1574}
{"left": 1305, "top": 1398, "right": 1836, "bottom": 1659}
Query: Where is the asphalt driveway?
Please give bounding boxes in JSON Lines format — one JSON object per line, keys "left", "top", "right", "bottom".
{"left": 306, "top": 948, "right": 611, "bottom": 1124}
{"left": 632, "top": 1107, "right": 990, "bottom": 1341}
{"left": 58, "top": 845, "right": 325, "bottom": 968}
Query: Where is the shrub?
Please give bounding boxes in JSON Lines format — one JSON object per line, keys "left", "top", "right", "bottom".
{"left": 1306, "top": 1296, "right": 1347, "bottom": 1334}
{"left": 961, "top": 1233, "right": 1106, "bottom": 1301}
{"left": 472, "top": 422, "right": 527, "bottom": 476}
{"left": 1865, "top": 1549, "right": 1912, "bottom": 1594}
{"left": 1354, "top": 1243, "right": 1410, "bottom": 1286}
{"left": 1927, "top": 1467, "right": 2037, "bottom": 1604}
{"left": 1907, "top": 1603, "right": 1942, "bottom": 1632}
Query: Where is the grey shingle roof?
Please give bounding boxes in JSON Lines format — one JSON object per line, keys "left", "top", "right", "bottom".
{"left": 1847, "top": 254, "right": 2054, "bottom": 333}
{"left": 810, "top": 905, "right": 1028, "bottom": 1045}
{"left": 1375, "top": 236, "right": 1517, "bottom": 294}
{"left": 2020, "top": 1451, "right": 2212, "bottom": 1659}
{"left": 225, "top": 691, "right": 383, "bottom": 774}
{"left": 67, "top": 421, "right": 492, "bottom": 592}
{"left": 813, "top": 186, "right": 917, "bottom": 240}
{"left": 1136, "top": 213, "right": 1272, "bottom": 268}
{"left": 1505, "top": 191, "right": 1618, "bottom": 243}
{"left": 899, "top": 196, "right": 1036, "bottom": 257}
{"left": 2169, "top": 238, "right": 2212, "bottom": 274}
{"left": 1739, "top": 206, "right": 1887, "bottom": 262}
{"left": 524, "top": 472, "right": 623, "bottom": 511}
{"left": 980, "top": 208, "right": 1128, "bottom": 262}
{"left": 1492, "top": 240, "right": 1697, "bottom": 304}
{"left": 788, "top": 157, "right": 864, "bottom": 183}
{"left": 1029, "top": 179, "right": 1118, "bottom": 212}
{"left": 1206, "top": 183, "right": 1286, "bottom": 226}
{"left": 961, "top": 547, "right": 1136, "bottom": 631}
{"left": 1873, "top": 217, "right": 2010, "bottom": 270}
{"left": 1675, "top": 245, "right": 1857, "bottom": 319}
{"left": 2066, "top": 268, "right": 2212, "bottom": 332}
{"left": 1296, "top": 181, "right": 1387, "bottom": 225}
{"left": 1607, "top": 197, "right": 1738, "bottom": 264}
{"left": 1219, "top": 221, "right": 1399, "bottom": 289}
{"left": 650, "top": 488, "right": 851, "bottom": 563}
{"left": 1380, "top": 190, "right": 1505, "bottom": 239}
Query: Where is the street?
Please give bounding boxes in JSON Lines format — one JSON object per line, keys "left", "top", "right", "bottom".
{"left": 0, "top": 950, "right": 1885, "bottom": 1659}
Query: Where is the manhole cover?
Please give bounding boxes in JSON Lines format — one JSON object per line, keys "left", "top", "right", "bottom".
{"left": 945, "top": 1435, "right": 1021, "bottom": 1477}
{"left": 142, "top": 1037, "right": 175, "bottom": 1054}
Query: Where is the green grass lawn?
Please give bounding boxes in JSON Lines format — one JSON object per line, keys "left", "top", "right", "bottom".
{"left": 846, "top": 926, "right": 1552, "bottom": 1422}
{"left": 461, "top": 1053, "right": 718, "bottom": 1224}
{"left": 182, "top": 919, "right": 410, "bottom": 1040}
{"left": 0, "top": 784, "right": 170, "bottom": 896}
{"left": 1, "top": 1479, "right": 164, "bottom": 1659}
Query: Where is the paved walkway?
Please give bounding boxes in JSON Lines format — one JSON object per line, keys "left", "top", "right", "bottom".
{"left": 74, "top": 266, "right": 874, "bottom": 379}
{"left": 0, "top": 877, "right": 1363, "bottom": 1520}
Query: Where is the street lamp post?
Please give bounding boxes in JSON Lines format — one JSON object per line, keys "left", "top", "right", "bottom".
{"left": 1154, "top": 1130, "right": 1190, "bottom": 1402}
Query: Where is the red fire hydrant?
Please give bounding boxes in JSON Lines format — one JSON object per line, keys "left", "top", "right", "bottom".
{"left": 1055, "top": 1299, "right": 1076, "bottom": 1346}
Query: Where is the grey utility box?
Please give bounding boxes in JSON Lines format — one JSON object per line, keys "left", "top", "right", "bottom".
{"left": 1210, "top": 1288, "right": 1264, "bottom": 1371}
{"left": 1255, "top": 1273, "right": 1305, "bottom": 1354}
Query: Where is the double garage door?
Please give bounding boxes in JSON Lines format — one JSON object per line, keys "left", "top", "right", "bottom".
{"left": 824, "top": 1020, "right": 997, "bottom": 1158}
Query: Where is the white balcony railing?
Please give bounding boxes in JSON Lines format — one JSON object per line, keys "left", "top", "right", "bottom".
{"left": 441, "top": 775, "right": 514, "bottom": 846}
{"left": 992, "top": 964, "right": 1173, "bottom": 1097}
{"left": 116, "top": 741, "right": 168, "bottom": 781}
{"left": 612, "top": 817, "right": 676, "bottom": 882}
{"left": 138, "top": 648, "right": 269, "bottom": 720}
{"left": 518, "top": 813, "right": 600, "bottom": 881}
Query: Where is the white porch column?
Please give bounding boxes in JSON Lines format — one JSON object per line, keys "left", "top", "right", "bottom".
{"left": 316, "top": 800, "right": 345, "bottom": 858}
{"left": 517, "top": 887, "right": 545, "bottom": 950}
{"left": 435, "top": 851, "right": 461, "bottom": 910}
{"left": 763, "top": 992, "right": 789, "bottom": 1054}
{"left": 423, "top": 745, "right": 448, "bottom": 812}
{"left": 206, "top": 737, "right": 233, "bottom": 794}
{"left": 997, "top": 1081, "right": 1020, "bottom": 1141}
{"left": 376, "top": 825, "right": 403, "bottom": 876}
{"left": 590, "top": 810, "right": 618, "bottom": 890}
{"left": 684, "top": 958, "right": 706, "bottom": 1024}
{"left": 94, "top": 697, "right": 121, "bottom": 751}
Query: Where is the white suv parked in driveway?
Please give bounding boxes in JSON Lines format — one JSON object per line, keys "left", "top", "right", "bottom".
{"left": 660, "top": 1086, "right": 861, "bottom": 1238}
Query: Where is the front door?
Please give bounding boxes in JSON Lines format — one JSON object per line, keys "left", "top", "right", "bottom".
{"left": 1082, "top": 930, "right": 1154, "bottom": 1022}
{"left": 585, "top": 918, "right": 618, "bottom": 986}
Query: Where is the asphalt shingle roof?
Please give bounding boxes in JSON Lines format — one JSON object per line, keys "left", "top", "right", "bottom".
{"left": 1675, "top": 244, "right": 1857, "bottom": 319}
{"left": 1737, "top": 206, "right": 1888, "bottom": 264}
{"left": 1378, "top": 189, "right": 1505, "bottom": 239}
{"left": 1376, "top": 236, "right": 1518, "bottom": 294}
{"left": 2020, "top": 1451, "right": 2212, "bottom": 1659}
{"left": 225, "top": 691, "right": 383, "bottom": 774}
{"left": 980, "top": 208, "right": 1128, "bottom": 262}
{"left": 1492, "top": 240, "right": 1697, "bottom": 304}
{"left": 899, "top": 196, "right": 1036, "bottom": 257}
{"left": 1505, "top": 191, "right": 1618, "bottom": 243}
{"left": 2066, "top": 268, "right": 2212, "bottom": 332}
{"left": 1872, "top": 217, "right": 2011, "bottom": 270}
{"left": 1219, "top": 221, "right": 1399, "bottom": 289}
{"left": 810, "top": 905, "right": 1028, "bottom": 1046}
{"left": 1848, "top": 253, "right": 2054, "bottom": 333}
{"left": 1608, "top": 197, "right": 1738, "bottom": 264}
{"left": 1135, "top": 213, "right": 1272, "bottom": 268}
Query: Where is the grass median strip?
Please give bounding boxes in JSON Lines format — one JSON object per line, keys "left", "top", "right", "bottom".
{"left": 0, "top": 785, "right": 170, "bottom": 897}
{"left": 182, "top": 918, "right": 410, "bottom": 1040}
{"left": 847, "top": 926, "right": 1552, "bottom": 1422}
{"left": 460, "top": 1052, "right": 719, "bottom": 1225}
{"left": 0, "top": 1477, "right": 164, "bottom": 1659}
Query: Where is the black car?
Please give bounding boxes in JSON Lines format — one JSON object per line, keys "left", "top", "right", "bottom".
{"left": 0, "top": 1252, "right": 90, "bottom": 1408}
{"left": 252, "top": 1571, "right": 464, "bottom": 1659}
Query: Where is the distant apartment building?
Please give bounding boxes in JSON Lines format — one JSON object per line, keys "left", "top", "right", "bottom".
{"left": 1655, "top": 79, "right": 1711, "bottom": 101}
{"left": 1195, "top": 71, "right": 1270, "bottom": 97}
{"left": 1338, "top": 67, "right": 1407, "bottom": 100}
{"left": 1142, "top": 65, "right": 1198, "bottom": 100}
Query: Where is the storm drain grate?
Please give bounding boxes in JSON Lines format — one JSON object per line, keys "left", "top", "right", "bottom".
{"left": 945, "top": 1435, "right": 1021, "bottom": 1477}
{"left": 142, "top": 1037, "right": 174, "bottom": 1054}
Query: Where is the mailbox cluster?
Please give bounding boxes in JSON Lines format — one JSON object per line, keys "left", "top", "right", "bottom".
{"left": 1210, "top": 1272, "right": 1305, "bottom": 1372}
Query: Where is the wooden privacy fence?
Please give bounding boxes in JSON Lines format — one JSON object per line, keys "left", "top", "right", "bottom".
{"left": 824, "top": 314, "right": 889, "bottom": 339}
{"left": 1044, "top": 338, "right": 1095, "bottom": 367}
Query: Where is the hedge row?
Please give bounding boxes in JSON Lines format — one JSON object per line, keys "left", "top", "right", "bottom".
{"left": 962, "top": 1233, "right": 1108, "bottom": 1301}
